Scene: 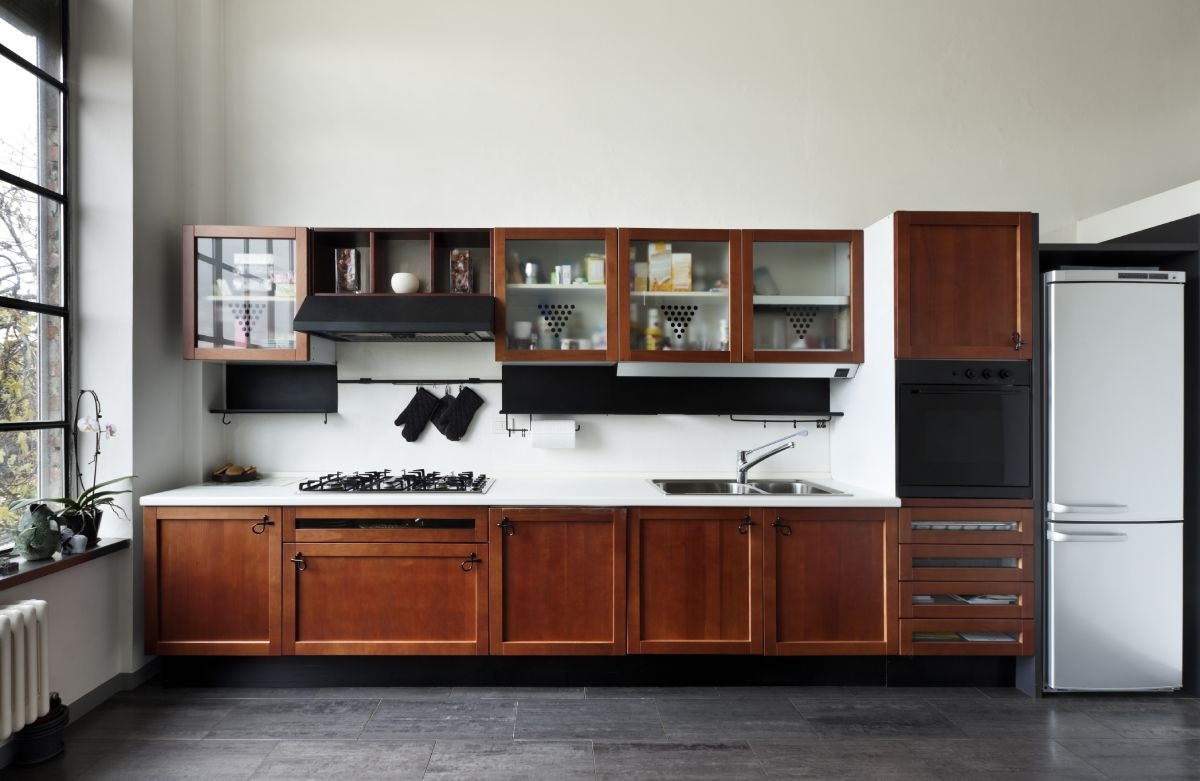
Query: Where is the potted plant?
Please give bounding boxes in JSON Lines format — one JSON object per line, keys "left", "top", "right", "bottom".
{"left": 11, "top": 390, "right": 133, "bottom": 551}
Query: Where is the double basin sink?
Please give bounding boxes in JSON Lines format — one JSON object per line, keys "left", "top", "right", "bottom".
{"left": 651, "top": 479, "right": 847, "bottom": 496}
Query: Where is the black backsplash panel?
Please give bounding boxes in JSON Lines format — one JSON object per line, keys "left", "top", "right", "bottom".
{"left": 501, "top": 365, "right": 831, "bottom": 415}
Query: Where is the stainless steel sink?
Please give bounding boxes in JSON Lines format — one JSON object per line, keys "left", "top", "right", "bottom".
{"left": 650, "top": 479, "right": 847, "bottom": 496}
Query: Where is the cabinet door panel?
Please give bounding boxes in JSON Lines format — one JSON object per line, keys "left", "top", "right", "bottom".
{"left": 283, "top": 543, "right": 487, "bottom": 655}
{"left": 765, "top": 508, "right": 896, "bottom": 655}
{"left": 895, "top": 212, "right": 1033, "bottom": 359}
{"left": 629, "top": 508, "right": 762, "bottom": 654}
{"left": 489, "top": 508, "right": 626, "bottom": 654}
{"left": 144, "top": 506, "right": 281, "bottom": 655}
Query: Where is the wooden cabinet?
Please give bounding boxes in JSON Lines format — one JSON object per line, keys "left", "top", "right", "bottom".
{"left": 894, "top": 211, "right": 1034, "bottom": 359}
{"left": 282, "top": 506, "right": 488, "bottom": 655}
{"left": 764, "top": 508, "right": 897, "bottom": 655}
{"left": 488, "top": 507, "right": 626, "bottom": 655}
{"left": 183, "top": 225, "right": 328, "bottom": 362}
{"left": 493, "top": 228, "right": 619, "bottom": 361}
{"left": 309, "top": 228, "right": 492, "bottom": 295}
{"left": 741, "top": 230, "right": 864, "bottom": 364}
{"left": 143, "top": 505, "right": 282, "bottom": 655}
{"left": 618, "top": 229, "right": 742, "bottom": 362}
{"left": 628, "top": 507, "right": 762, "bottom": 654}
{"left": 897, "top": 504, "right": 1035, "bottom": 655}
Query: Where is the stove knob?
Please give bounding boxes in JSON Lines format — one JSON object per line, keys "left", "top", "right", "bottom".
{"left": 981, "top": 368, "right": 992, "bottom": 379}
{"left": 999, "top": 368, "right": 1012, "bottom": 380}
{"left": 964, "top": 368, "right": 976, "bottom": 379}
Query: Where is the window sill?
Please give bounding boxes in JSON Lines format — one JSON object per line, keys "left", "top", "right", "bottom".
{"left": 0, "top": 538, "right": 130, "bottom": 591}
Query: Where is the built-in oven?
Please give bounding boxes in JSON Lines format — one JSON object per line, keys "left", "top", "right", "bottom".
{"left": 896, "top": 360, "right": 1032, "bottom": 498}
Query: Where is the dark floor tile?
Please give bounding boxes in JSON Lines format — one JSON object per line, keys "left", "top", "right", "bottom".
{"left": 315, "top": 686, "right": 452, "bottom": 701}
{"left": 845, "top": 686, "right": 988, "bottom": 700}
{"left": 1066, "top": 700, "right": 1200, "bottom": 738}
{"left": 751, "top": 738, "right": 936, "bottom": 781}
{"left": 586, "top": 686, "right": 719, "bottom": 700}
{"left": 793, "top": 700, "right": 965, "bottom": 738}
{"left": 423, "top": 740, "right": 595, "bottom": 780}
{"left": 81, "top": 739, "right": 275, "bottom": 780}
{"left": 249, "top": 739, "right": 433, "bottom": 780}
{"left": 517, "top": 699, "right": 664, "bottom": 740}
{"left": 360, "top": 699, "right": 516, "bottom": 740}
{"left": 1, "top": 736, "right": 109, "bottom": 780}
{"left": 450, "top": 686, "right": 585, "bottom": 700}
{"left": 67, "top": 697, "right": 236, "bottom": 740}
{"left": 1056, "top": 737, "right": 1200, "bottom": 780}
{"left": 906, "top": 737, "right": 1108, "bottom": 780}
{"left": 168, "top": 687, "right": 320, "bottom": 700}
{"left": 206, "top": 698, "right": 377, "bottom": 739}
{"left": 717, "top": 686, "right": 851, "bottom": 701}
{"left": 594, "top": 740, "right": 766, "bottom": 780}
{"left": 931, "top": 699, "right": 1119, "bottom": 738}
{"left": 657, "top": 698, "right": 814, "bottom": 739}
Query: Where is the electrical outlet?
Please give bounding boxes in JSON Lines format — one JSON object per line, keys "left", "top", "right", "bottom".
{"left": 492, "top": 416, "right": 508, "bottom": 435}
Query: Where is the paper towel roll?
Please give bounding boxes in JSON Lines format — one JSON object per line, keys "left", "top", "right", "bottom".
{"left": 532, "top": 419, "right": 576, "bottom": 449}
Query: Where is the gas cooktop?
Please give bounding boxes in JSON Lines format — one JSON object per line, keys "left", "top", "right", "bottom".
{"left": 297, "top": 469, "right": 493, "bottom": 494}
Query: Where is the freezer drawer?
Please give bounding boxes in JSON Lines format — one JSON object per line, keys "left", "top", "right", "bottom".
{"left": 1046, "top": 522, "right": 1182, "bottom": 691}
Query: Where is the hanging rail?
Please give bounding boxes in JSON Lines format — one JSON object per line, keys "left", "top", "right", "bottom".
{"left": 727, "top": 413, "right": 842, "bottom": 429}
{"left": 338, "top": 377, "right": 502, "bottom": 385}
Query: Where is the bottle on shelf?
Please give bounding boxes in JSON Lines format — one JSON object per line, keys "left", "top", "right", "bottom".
{"left": 644, "top": 308, "right": 663, "bottom": 351}
{"left": 718, "top": 318, "right": 730, "bottom": 352}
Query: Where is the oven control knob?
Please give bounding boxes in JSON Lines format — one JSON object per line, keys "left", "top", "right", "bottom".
{"left": 964, "top": 368, "right": 976, "bottom": 379}
{"left": 999, "top": 368, "right": 1012, "bottom": 380}
{"left": 981, "top": 368, "right": 992, "bottom": 379}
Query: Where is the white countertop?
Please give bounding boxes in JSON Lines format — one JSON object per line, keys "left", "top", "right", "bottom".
{"left": 139, "top": 473, "right": 899, "bottom": 508}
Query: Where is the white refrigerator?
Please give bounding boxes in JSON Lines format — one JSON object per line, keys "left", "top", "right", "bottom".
{"left": 1045, "top": 268, "right": 1184, "bottom": 692}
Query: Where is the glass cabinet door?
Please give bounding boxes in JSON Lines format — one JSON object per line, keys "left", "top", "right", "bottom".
{"left": 740, "top": 230, "right": 863, "bottom": 363}
{"left": 494, "top": 228, "right": 618, "bottom": 361}
{"left": 619, "top": 229, "right": 739, "bottom": 362}
{"left": 184, "top": 226, "right": 312, "bottom": 361}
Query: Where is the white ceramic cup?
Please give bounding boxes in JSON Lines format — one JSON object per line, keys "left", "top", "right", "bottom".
{"left": 511, "top": 321, "right": 533, "bottom": 339}
{"left": 390, "top": 272, "right": 420, "bottom": 294}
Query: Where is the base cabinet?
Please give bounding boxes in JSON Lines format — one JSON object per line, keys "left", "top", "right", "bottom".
{"left": 143, "top": 506, "right": 282, "bottom": 656}
{"left": 282, "top": 542, "right": 488, "bottom": 655}
{"left": 765, "top": 508, "right": 898, "bottom": 655}
{"left": 488, "top": 508, "right": 626, "bottom": 655}
{"left": 628, "top": 507, "right": 763, "bottom": 654}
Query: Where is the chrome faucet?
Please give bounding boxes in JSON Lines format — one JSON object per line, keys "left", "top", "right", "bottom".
{"left": 736, "top": 429, "right": 809, "bottom": 484}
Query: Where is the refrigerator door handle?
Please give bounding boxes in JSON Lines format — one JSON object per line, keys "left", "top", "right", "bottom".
{"left": 1047, "top": 530, "right": 1129, "bottom": 543}
{"left": 1047, "top": 502, "right": 1129, "bottom": 515}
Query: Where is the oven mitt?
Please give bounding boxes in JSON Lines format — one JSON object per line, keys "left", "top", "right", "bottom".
{"left": 437, "top": 386, "right": 484, "bottom": 441}
{"left": 430, "top": 391, "right": 457, "bottom": 438}
{"left": 394, "top": 387, "right": 440, "bottom": 442}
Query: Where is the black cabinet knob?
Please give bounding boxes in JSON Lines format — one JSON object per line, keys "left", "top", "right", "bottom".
{"left": 999, "top": 368, "right": 1012, "bottom": 380}
{"left": 964, "top": 369, "right": 976, "bottom": 379}
{"left": 981, "top": 369, "right": 992, "bottom": 379}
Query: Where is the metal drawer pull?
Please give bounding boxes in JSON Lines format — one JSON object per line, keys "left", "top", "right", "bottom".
{"left": 290, "top": 552, "right": 306, "bottom": 571}
{"left": 497, "top": 517, "right": 516, "bottom": 536}
{"left": 738, "top": 517, "right": 753, "bottom": 534}
{"left": 1047, "top": 502, "right": 1128, "bottom": 514}
{"left": 1047, "top": 530, "right": 1128, "bottom": 543}
{"left": 771, "top": 518, "right": 793, "bottom": 536}
{"left": 251, "top": 515, "right": 274, "bottom": 534}
{"left": 460, "top": 552, "right": 482, "bottom": 572}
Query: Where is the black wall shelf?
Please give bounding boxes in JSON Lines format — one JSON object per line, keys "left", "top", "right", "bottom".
{"left": 213, "top": 364, "right": 338, "bottom": 421}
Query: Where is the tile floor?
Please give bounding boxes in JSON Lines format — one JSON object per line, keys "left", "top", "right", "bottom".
{"left": 6, "top": 684, "right": 1200, "bottom": 780}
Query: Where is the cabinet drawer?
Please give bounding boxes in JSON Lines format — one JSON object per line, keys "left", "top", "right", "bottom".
{"left": 900, "top": 581, "right": 1034, "bottom": 619}
{"left": 285, "top": 506, "right": 487, "bottom": 543}
{"left": 899, "top": 507, "right": 1033, "bottom": 545}
{"left": 900, "top": 618, "right": 1034, "bottom": 655}
{"left": 900, "top": 544, "right": 1033, "bottom": 581}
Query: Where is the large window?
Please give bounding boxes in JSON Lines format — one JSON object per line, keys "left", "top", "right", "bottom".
{"left": 0, "top": 0, "right": 68, "bottom": 548}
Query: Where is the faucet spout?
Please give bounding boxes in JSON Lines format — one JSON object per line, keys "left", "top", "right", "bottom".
{"left": 735, "top": 429, "right": 809, "bottom": 484}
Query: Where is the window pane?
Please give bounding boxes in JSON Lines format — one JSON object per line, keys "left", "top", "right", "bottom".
{"left": 0, "top": 55, "right": 63, "bottom": 193}
{"left": 0, "top": 185, "right": 64, "bottom": 306}
{"left": 0, "top": 309, "right": 64, "bottom": 424}
{"left": 0, "top": 427, "right": 66, "bottom": 548}
{"left": 0, "top": 0, "right": 63, "bottom": 80}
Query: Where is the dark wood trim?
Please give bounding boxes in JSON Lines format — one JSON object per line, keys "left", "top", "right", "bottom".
{"left": 899, "top": 507, "right": 1035, "bottom": 545}
{"left": 900, "top": 543, "right": 1034, "bottom": 582}
{"left": 901, "top": 498, "right": 1034, "bottom": 508}
{"left": 0, "top": 537, "right": 128, "bottom": 592}
{"left": 900, "top": 618, "right": 1034, "bottom": 656}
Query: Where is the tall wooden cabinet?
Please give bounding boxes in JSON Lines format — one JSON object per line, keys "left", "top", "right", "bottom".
{"left": 488, "top": 508, "right": 626, "bottom": 654}
{"left": 894, "top": 211, "right": 1034, "bottom": 359}
{"left": 143, "top": 506, "right": 282, "bottom": 655}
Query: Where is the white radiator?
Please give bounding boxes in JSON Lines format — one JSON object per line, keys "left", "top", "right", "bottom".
{"left": 0, "top": 600, "right": 49, "bottom": 739}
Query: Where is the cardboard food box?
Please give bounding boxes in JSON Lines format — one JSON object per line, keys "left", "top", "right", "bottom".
{"left": 671, "top": 253, "right": 692, "bottom": 291}
{"left": 648, "top": 242, "right": 673, "bottom": 292}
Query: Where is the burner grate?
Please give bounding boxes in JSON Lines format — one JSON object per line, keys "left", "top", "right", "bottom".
{"left": 298, "top": 469, "right": 493, "bottom": 494}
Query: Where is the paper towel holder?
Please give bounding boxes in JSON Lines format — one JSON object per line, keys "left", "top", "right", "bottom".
{"left": 502, "top": 412, "right": 580, "bottom": 438}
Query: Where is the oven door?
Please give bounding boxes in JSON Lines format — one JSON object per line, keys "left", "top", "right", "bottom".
{"left": 897, "top": 384, "right": 1032, "bottom": 498}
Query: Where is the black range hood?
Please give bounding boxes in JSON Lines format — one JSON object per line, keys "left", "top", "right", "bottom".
{"left": 292, "top": 294, "right": 494, "bottom": 342}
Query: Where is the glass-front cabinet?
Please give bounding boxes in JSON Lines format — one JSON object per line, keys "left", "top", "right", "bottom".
{"left": 494, "top": 228, "right": 618, "bottom": 361}
{"left": 618, "top": 229, "right": 740, "bottom": 362}
{"left": 183, "top": 225, "right": 320, "bottom": 361}
{"left": 740, "top": 230, "right": 863, "bottom": 363}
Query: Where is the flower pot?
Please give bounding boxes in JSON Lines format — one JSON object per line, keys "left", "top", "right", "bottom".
{"left": 61, "top": 509, "right": 102, "bottom": 548}
{"left": 13, "top": 703, "right": 69, "bottom": 765}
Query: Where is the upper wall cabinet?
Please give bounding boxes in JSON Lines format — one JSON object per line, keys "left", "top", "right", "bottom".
{"left": 740, "top": 230, "right": 864, "bottom": 364}
{"left": 494, "top": 228, "right": 618, "bottom": 362}
{"left": 309, "top": 228, "right": 492, "bottom": 296}
{"left": 183, "top": 225, "right": 328, "bottom": 362}
{"left": 894, "top": 212, "right": 1033, "bottom": 359}
{"left": 618, "top": 228, "right": 741, "bottom": 362}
